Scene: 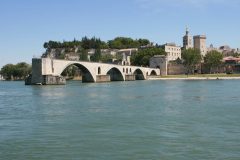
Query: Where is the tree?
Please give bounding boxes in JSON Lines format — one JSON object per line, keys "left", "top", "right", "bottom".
{"left": 0, "top": 62, "right": 31, "bottom": 80}
{"left": 101, "top": 54, "right": 114, "bottom": 63}
{"left": 14, "top": 62, "right": 31, "bottom": 78}
{"left": 232, "top": 52, "right": 240, "bottom": 57}
{"left": 138, "top": 39, "right": 150, "bottom": 46}
{"left": 204, "top": 51, "right": 223, "bottom": 73}
{"left": 131, "top": 48, "right": 166, "bottom": 66}
{"left": 81, "top": 36, "right": 108, "bottom": 49}
{"left": 182, "top": 48, "right": 202, "bottom": 74}
{"left": 61, "top": 65, "right": 80, "bottom": 78}
{"left": 79, "top": 50, "right": 89, "bottom": 61}
{"left": 108, "top": 37, "right": 150, "bottom": 49}
{"left": 0, "top": 64, "right": 15, "bottom": 80}
{"left": 90, "top": 48, "right": 101, "bottom": 62}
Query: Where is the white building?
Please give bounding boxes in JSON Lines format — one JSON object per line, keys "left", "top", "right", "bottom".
{"left": 162, "top": 43, "right": 181, "bottom": 61}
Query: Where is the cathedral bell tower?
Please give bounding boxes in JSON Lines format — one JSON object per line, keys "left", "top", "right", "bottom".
{"left": 183, "top": 27, "right": 193, "bottom": 49}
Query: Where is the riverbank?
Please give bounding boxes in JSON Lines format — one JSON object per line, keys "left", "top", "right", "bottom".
{"left": 148, "top": 74, "right": 240, "bottom": 80}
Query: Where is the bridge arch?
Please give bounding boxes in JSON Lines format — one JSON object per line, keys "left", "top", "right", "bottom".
{"left": 150, "top": 70, "right": 157, "bottom": 76}
{"left": 133, "top": 68, "right": 145, "bottom": 80}
{"left": 60, "top": 62, "right": 95, "bottom": 82}
{"left": 107, "top": 67, "right": 124, "bottom": 81}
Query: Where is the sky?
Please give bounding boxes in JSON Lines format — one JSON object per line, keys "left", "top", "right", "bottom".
{"left": 0, "top": 0, "right": 239, "bottom": 67}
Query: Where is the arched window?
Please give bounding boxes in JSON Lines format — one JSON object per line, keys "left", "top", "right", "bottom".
{"left": 126, "top": 68, "right": 128, "bottom": 74}
{"left": 123, "top": 68, "right": 125, "bottom": 72}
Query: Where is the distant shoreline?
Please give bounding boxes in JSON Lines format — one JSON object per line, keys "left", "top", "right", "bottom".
{"left": 2, "top": 75, "right": 240, "bottom": 82}
{"left": 148, "top": 76, "right": 240, "bottom": 80}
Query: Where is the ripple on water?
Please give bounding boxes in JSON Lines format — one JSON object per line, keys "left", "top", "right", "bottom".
{"left": 0, "top": 80, "right": 240, "bottom": 160}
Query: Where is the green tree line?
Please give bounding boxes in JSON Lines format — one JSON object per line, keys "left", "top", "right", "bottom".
{"left": 43, "top": 37, "right": 151, "bottom": 50}
{"left": 131, "top": 48, "right": 166, "bottom": 66}
{"left": 0, "top": 62, "right": 31, "bottom": 80}
{"left": 182, "top": 49, "right": 224, "bottom": 74}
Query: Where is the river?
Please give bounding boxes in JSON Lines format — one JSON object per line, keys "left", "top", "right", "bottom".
{"left": 0, "top": 80, "right": 240, "bottom": 160}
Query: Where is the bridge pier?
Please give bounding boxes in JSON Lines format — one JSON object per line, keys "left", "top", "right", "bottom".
{"left": 125, "top": 75, "right": 135, "bottom": 81}
{"left": 96, "top": 75, "right": 111, "bottom": 82}
{"left": 43, "top": 75, "right": 66, "bottom": 85}
{"left": 25, "top": 75, "right": 66, "bottom": 85}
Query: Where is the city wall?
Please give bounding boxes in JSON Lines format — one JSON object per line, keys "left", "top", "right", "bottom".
{"left": 167, "top": 63, "right": 187, "bottom": 75}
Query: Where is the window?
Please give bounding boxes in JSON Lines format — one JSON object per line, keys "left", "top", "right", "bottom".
{"left": 98, "top": 67, "right": 101, "bottom": 74}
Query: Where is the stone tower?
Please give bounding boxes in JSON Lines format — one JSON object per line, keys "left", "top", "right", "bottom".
{"left": 193, "top": 35, "right": 207, "bottom": 57}
{"left": 183, "top": 27, "right": 193, "bottom": 49}
{"left": 149, "top": 55, "right": 168, "bottom": 76}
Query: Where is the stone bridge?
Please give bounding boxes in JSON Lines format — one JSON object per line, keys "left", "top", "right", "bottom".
{"left": 27, "top": 58, "right": 160, "bottom": 85}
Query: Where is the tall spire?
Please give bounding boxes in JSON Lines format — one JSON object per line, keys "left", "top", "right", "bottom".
{"left": 183, "top": 26, "right": 193, "bottom": 49}
{"left": 186, "top": 26, "right": 189, "bottom": 35}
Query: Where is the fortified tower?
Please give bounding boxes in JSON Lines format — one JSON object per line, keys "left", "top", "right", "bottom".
{"left": 193, "top": 35, "right": 207, "bottom": 57}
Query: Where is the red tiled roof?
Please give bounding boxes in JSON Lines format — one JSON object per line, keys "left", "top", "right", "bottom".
{"left": 223, "top": 56, "right": 240, "bottom": 61}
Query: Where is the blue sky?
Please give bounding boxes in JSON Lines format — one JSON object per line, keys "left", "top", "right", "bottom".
{"left": 0, "top": 0, "right": 239, "bottom": 67}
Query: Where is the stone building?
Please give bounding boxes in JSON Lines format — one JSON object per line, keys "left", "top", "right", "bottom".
{"left": 193, "top": 35, "right": 207, "bottom": 57}
{"left": 207, "top": 44, "right": 219, "bottom": 52}
{"left": 149, "top": 55, "right": 188, "bottom": 75}
{"left": 161, "top": 43, "right": 181, "bottom": 61}
{"left": 149, "top": 55, "right": 168, "bottom": 76}
{"left": 219, "top": 45, "right": 235, "bottom": 57}
{"left": 207, "top": 45, "right": 239, "bottom": 57}
{"left": 116, "top": 48, "right": 138, "bottom": 65}
{"left": 101, "top": 49, "right": 118, "bottom": 56}
{"left": 183, "top": 27, "right": 193, "bottom": 49}
{"left": 182, "top": 28, "right": 207, "bottom": 57}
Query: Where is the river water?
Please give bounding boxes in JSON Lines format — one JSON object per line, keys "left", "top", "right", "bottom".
{"left": 0, "top": 80, "right": 240, "bottom": 160}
